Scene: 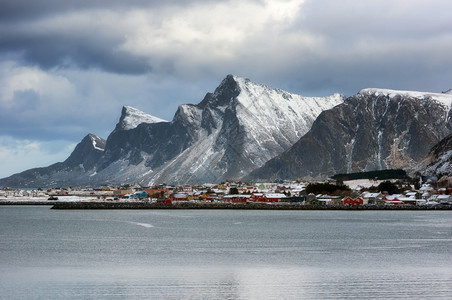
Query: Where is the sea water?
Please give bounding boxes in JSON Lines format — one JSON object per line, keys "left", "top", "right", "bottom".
{"left": 0, "top": 206, "right": 451, "bottom": 299}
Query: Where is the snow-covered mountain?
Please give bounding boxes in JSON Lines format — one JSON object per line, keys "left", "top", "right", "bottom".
{"left": 95, "top": 75, "right": 343, "bottom": 185}
{"left": 137, "top": 75, "right": 344, "bottom": 184}
{"left": 0, "top": 75, "right": 344, "bottom": 187}
{"left": 248, "top": 88, "right": 452, "bottom": 181}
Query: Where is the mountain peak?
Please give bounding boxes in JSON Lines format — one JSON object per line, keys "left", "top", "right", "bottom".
{"left": 117, "top": 106, "right": 167, "bottom": 131}
{"left": 198, "top": 75, "right": 242, "bottom": 109}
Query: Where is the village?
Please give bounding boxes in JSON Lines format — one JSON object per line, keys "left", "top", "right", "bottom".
{"left": 1, "top": 177, "right": 452, "bottom": 207}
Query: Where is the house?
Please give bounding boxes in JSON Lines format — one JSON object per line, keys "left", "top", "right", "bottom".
{"left": 223, "top": 195, "right": 251, "bottom": 203}
{"left": 201, "top": 193, "right": 217, "bottom": 201}
{"left": 144, "top": 188, "right": 170, "bottom": 198}
{"left": 265, "top": 193, "right": 287, "bottom": 203}
{"left": 281, "top": 196, "right": 306, "bottom": 203}
{"left": 250, "top": 193, "right": 266, "bottom": 202}
{"left": 436, "top": 194, "right": 452, "bottom": 204}
{"left": 361, "top": 192, "right": 384, "bottom": 205}
{"left": 113, "top": 189, "right": 133, "bottom": 198}
{"left": 168, "top": 193, "right": 188, "bottom": 202}
{"left": 396, "top": 197, "right": 425, "bottom": 206}
{"left": 341, "top": 196, "right": 364, "bottom": 206}
{"left": 133, "top": 191, "right": 148, "bottom": 199}
{"left": 383, "top": 196, "right": 405, "bottom": 205}
{"left": 419, "top": 184, "right": 435, "bottom": 194}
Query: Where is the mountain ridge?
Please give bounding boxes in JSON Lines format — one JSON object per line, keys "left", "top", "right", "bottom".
{"left": 247, "top": 88, "right": 452, "bottom": 181}
{"left": 2, "top": 77, "right": 451, "bottom": 188}
{"left": 0, "top": 75, "right": 344, "bottom": 187}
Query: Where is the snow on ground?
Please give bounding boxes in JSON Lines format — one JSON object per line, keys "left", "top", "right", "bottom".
{"left": 0, "top": 196, "right": 100, "bottom": 202}
{"left": 344, "top": 179, "right": 392, "bottom": 190}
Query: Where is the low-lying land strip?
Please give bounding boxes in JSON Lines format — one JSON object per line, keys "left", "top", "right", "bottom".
{"left": 49, "top": 201, "right": 452, "bottom": 210}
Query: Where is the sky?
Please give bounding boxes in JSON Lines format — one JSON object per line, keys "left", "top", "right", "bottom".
{"left": 1, "top": 0, "right": 452, "bottom": 178}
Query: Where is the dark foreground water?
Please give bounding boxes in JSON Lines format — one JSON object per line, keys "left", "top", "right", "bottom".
{"left": 0, "top": 206, "right": 451, "bottom": 299}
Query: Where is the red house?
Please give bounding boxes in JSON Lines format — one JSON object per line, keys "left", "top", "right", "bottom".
{"left": 265, "top": 193, "right": 287, "bottom": 203}
{"left": 384, "top": 197, "right": 404, "bottom": 205}
{"left": 341, "top": 196, "right": 364, "bottom": 206}
{"left": 167, "top": 193, "right": 188, "bottom": 202}
{"left": 250, "top": 193, "right": 266, "bottom": 202}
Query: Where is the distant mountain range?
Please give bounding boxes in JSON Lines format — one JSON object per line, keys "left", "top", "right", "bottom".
{"left": 1, "top": 75, "right": 451, "bottom": 188}
{"left": 0, "top": 75, "right": 344, "bottom": 187}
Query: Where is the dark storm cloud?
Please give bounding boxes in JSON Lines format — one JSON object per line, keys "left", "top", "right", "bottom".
{"left": 1, "top": 31, "right": 151, "bottom": 74}
{"left": 0, "top": 0, "right": 233, "bottom": 74}
{"left": 0, "top": 7, "right": 150, "bottom": 74}
{"left": 0, "top": 0, "right": 207, "bottom": 21}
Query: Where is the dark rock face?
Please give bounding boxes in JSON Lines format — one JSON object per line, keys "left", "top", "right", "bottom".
{"left": 65, "top": 134, "right": 106, "bottom": 170}
{"left": 248, "top": 90, "right": 452, "bottom": 181}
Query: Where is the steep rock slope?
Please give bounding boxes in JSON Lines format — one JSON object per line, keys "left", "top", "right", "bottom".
{"left": 248, "top": 88, "right": 452, "bottom": 181}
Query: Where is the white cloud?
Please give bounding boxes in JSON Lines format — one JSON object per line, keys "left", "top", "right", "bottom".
{"left": 0, "top": 61, "right": 76, "bottom": 107}
{"left": 118, "top": 0, "right": 311, "bottom": 75}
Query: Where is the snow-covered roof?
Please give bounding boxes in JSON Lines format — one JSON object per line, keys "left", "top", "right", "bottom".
{"left": 265, "top": 193, "right": 287, "bottom": 198}
{"left": 362, "top": 192, "right": 382, "bottom": 198}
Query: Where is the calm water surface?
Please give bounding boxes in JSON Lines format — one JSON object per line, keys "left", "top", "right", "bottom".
{"left": 0, "top": 206, "right": 451, "bottom": 299}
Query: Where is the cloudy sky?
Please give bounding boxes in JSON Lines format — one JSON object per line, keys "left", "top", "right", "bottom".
{"left": 1, "top": 0, "right": 451, "bottom": 178}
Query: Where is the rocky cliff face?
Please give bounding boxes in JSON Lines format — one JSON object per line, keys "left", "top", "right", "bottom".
{"left": 0, "top": 75, "right": 343, "bottom": 187}
{"left": 248, "top": 89, "right": 452, "bottom": 181}
{"left": 415, "top": 133, "right": 452, "bottom": 177}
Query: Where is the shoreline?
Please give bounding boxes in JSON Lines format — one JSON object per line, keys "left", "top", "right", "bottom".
{"left": 1, "top": 200, "right": 451, "bottom": 210}
{"left": 50, "top": 201, "right": 452, "bottom": 210}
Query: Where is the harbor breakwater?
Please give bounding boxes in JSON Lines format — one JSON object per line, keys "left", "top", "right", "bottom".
{"left": 50, "top": 201, "right": 452, "bottom": 210}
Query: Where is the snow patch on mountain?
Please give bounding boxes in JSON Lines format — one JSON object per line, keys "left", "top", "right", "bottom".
{"left": 119, "top": 106, "right": 167, "bottom": 130}
{"left": 360, "top": 88, "right": 452, "bottom": 109}
{"left": 88, "top": 134, "right": 105, "bottom": 151}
